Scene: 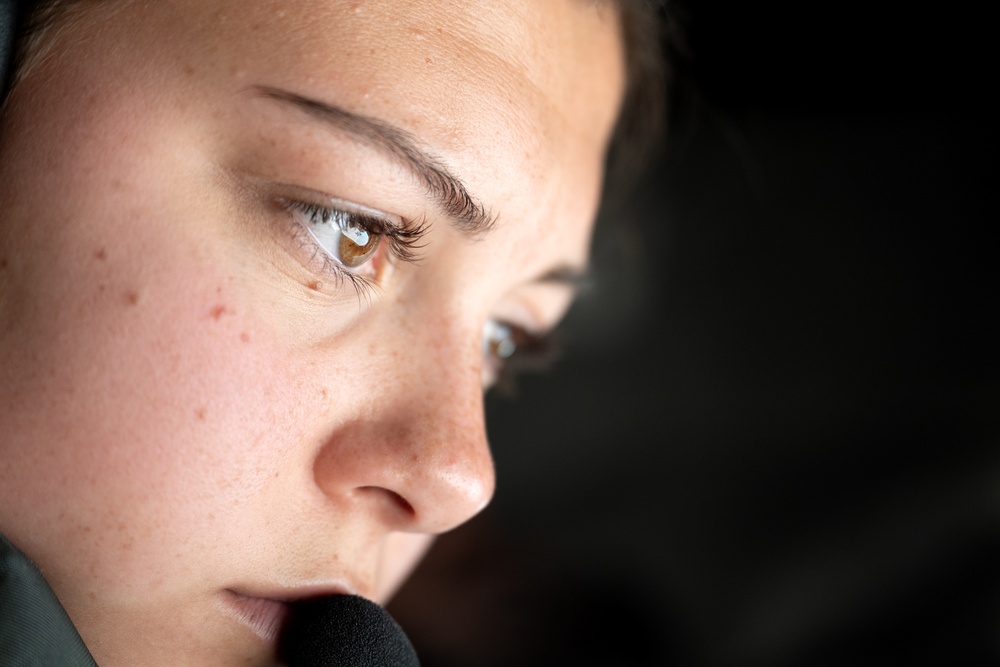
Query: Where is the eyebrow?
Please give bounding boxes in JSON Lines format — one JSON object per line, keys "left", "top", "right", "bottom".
{"left": 252, "top": 85, "right": 497, "bottom": 236}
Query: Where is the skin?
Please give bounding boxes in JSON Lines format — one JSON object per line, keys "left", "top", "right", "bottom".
{"left": 0, "top": 0, "right": 624, "bottom": 665}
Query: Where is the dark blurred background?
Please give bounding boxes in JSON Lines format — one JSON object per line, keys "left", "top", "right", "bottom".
{"left": 390, "top": 2, "right": 997, "bottom": 665}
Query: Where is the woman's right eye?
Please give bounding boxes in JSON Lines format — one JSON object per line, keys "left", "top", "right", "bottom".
{"left": 285, "top": 201, "right": 384, "bottom": 273}
{"left": 277, "top": 194, "right": 427, "bottom": 294}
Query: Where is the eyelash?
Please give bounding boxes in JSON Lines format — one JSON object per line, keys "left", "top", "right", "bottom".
{"left": 281, "top": 198, "right": 428, "bottom": 296}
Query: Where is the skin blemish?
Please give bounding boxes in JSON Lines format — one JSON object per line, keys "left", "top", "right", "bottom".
{"left": 240, "top": 332, "right": 250, "bottom": 343}
{"left": 210, "top": 304, "right": 229, "bottom": 320}
{"left": 194, "top": 407, "right": 207, "bottom": 421}
{"left": 307, "top": 280, "right": 323, "bottom": 291}
{"left": 124, "top": 290, "right": 140, "bottom": 306}
{"left": 94, "top": 248, "right": 107, "bottom": 261}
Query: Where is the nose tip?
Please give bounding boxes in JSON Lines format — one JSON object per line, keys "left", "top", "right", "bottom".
{"left": 312, "top": 388, "right": 495, "bottom": 536}
{"left": 414, "top": 428, "right": 496, "bottom": 533}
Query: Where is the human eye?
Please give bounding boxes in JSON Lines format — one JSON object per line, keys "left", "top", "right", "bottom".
{"left": 481, "top": 319, "right": 561, "bottom": 393}
{"left": 281, "top": 195, "right": 427, "bottom": 294}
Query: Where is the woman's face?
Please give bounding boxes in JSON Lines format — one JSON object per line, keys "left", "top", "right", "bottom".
{"left": 0, "top": 0, "right": 623, "bottom": 664}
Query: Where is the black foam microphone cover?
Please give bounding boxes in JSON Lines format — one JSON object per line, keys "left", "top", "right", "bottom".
{"left": 279, "top": 595, "right": 420, "bottom": 667}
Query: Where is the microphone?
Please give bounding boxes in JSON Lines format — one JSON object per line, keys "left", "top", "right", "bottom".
{"left": 279, "top": 595, "right": 420, "bottom": 667}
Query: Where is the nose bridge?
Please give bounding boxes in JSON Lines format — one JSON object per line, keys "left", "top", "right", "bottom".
{"left": 314, "top": 305, "right": 495, "bottom": 535}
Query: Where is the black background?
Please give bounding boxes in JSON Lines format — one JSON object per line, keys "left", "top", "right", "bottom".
{"left": 390, "top": 2, "right": 997, "bottom": 665}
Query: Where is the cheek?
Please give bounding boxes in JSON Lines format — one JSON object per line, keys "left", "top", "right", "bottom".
{"left": 0, "top": 201, "right": 313, "bottom": 595}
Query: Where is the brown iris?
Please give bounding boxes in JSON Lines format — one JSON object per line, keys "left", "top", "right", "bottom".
{"left": 338, "top": 223, "right": 380, "bottom": 268}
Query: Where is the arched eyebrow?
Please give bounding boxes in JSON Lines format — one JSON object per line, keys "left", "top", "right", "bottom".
{"left": 252, "top": 85, "right": 497, "bottom": 237}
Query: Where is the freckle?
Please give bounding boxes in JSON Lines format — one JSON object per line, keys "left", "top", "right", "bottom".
{"left": 320, "top": 388, "right": 328, "bottom": 399}
{"left": 110, "top": 179, "right": 122, "bottom": 191}
{"left": 0, "top": 257, "right": 7, "bottom": 270}
{"left": 124, "top": 290, "right": 139, "bottom": 306}
{"left": 425, "top": 57, "right": 433, "bottom": 65}
{"left": 195, "top": 407, "right": 207, "bottom": 421}
{"left": 183, "top": 64, "right": 195, "bottom": 76}
{"left": 94, "top": 248, "right": 106, "bottom": 261}
{"left": 98, "top": 284, "right": 106, "bottom": 293}
{"left": 308, "top": 280, "right": 322, "bottom": 291}
{"left": 121, "top": 539, "right": 133, "bottom": 551}
{"left": 240, "top": 332, "right": 250, "bottom": 343}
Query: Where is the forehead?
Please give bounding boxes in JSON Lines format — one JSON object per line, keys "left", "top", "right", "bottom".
{"left": 183, "top": 0, "right": 624, "bottom": 139}
{"left": 81, "top": 0, "right": 624, "bottom": 239}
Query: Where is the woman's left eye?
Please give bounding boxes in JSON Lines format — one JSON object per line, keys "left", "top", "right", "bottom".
{"left": 482, "top": 319, "right": 561, "bottom": 392}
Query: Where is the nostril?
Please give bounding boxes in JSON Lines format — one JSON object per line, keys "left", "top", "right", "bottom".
{"left": 355, "top": 486, "right": 415, "bottom": 523}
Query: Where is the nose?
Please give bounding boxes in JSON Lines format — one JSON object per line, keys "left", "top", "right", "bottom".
{"left": 312, "top": 316, "right": 496, "bottom": 536}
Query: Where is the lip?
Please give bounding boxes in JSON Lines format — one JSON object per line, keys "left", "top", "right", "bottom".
{"left": 222, "top": 583, "right": 358, "bottom": 643}
{"left": 222, "top": 590, "right": 292, "bottom": 643}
